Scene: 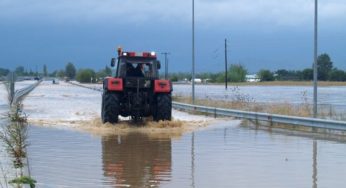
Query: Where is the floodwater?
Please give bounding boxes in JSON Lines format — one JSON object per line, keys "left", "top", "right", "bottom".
{"left": 173, "top": 84, "right": 346, "bottom": 118}
{"left": 173, "top": 84, "right": 346, "bottom": 105}
{"left": 2, "top": 82, "right": 346, "bottom": 187}
{"left": 27, "top": 122, "right": 346, "bottom": 188}
{"left": 80, "top": 83, "right": 346, "bottom": 110}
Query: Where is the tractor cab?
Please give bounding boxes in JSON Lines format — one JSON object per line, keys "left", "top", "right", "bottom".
{"left": 112, "top": 51, "right": 161, "bottom": 79}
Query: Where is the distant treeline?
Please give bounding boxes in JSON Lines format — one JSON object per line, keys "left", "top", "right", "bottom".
{"left": 0, "top": 62, "right": 112, "bottom": 83}
{"left": 169, "top": 53, "right": 346, "bottom": 82}
{"left": 1, "top": 53, "right": 345, "bottom": 83}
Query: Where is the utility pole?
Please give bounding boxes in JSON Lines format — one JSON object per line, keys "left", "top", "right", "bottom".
{"left": 225, "top": 38, "right": 228, "bottom": 90}
{"left": 192, "top": 0, "right": 195, "bottom": 104}
{"left": 161, "top": 52, "right": 170, "bottom": 79}
{"left": 313, "top": 0, "right": 318, "bottom": 118}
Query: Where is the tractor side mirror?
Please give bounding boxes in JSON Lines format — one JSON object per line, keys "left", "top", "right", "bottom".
{"left": 156, "top": 60, "right": 161, "bottom": 70}
{"left": 111, "top": 58, "right": 116, "bottom": 67}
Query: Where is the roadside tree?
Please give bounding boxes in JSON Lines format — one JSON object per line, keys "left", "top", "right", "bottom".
{"left": 257, "top": 69, "right": 274, "bottom": 81}
{"left": 65, "top": 62, "right": 76, "bottom": 79}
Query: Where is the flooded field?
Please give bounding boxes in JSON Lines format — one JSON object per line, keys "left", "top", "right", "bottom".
{"left": 78, "top": 82, "right": 346, "bottom": 105}
{"left": 173, "top": 84, "right": 346, "bottom": 105}
{"left": 2, "top": 81, "right": 346, "bottom": 187}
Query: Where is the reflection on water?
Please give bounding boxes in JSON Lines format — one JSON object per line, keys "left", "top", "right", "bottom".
{"left": 101, "top": 133, "right": 171, "bottom": 187}
{"left": 313, "top": 140, "right": 318, "bottom": 188}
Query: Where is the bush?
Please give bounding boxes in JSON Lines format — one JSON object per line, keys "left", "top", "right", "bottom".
{"left": 229, "top": 64, "right": 247, "bottom": 82}
{"left": 76, "top": 69, "right": 96, "bottom": 83}
{"left": 329, "top": 68, "right": 346, "bottom": 81}
{"left": 257, "top": 69, "right": 274, "bottom": 81}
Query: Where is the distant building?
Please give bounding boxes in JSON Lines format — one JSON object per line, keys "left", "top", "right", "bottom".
{"left": 246, "top": 74, "right": 260, "bottom": 82}
{"left": 203, "top": 79, "right": 211, "bottom": 84}
{"left": 193, "top": 78, "right": 202, "bottom": 83}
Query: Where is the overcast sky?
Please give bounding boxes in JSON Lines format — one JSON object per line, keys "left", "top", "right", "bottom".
{"left": 0, "top": 0, "right": 345, "bottom": 73}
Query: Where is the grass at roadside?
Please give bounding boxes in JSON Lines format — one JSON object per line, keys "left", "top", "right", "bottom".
{"left": 173, "top": 95, "right": 346, "bottom": 121}
{"left": 173, "top": 96, "right": 312, "bottom": 117}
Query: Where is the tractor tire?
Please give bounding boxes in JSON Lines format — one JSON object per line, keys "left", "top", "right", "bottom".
{"left": 155, "top": 94, "right": 172, "bottom": 121}
{"left": 102, "top": 91, "right": 120, "bottom": 124}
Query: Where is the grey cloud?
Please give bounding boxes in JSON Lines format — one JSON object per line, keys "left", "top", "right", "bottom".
{"left": 0, "top": 0, "right": 345, "bottom": 26}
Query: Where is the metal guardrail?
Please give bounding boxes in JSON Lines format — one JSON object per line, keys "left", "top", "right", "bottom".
{"left": 4, "top": 72, "right": 41, "bottom": 106}
{"left": 172, "top": 102, "right": 346, "bottom": 131}
{"left": 12, "top": 80, "right": 42, "bottom": 105}
{"left": 69, "top": 81, "right": 103, "bottom": 92}
{"left": 68, "top": 81, "right": 346, "bottom": 131}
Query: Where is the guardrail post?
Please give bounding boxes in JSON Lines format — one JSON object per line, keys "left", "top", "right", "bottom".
{"left": 6, "top": 72, "right": 16, "bottom": 104}
{"left": 10, "top": 72, "right": 15, "bottom": 101}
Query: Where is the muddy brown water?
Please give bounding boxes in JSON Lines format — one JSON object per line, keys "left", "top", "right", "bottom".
{"left": 24, "top": 121, "right": 346, "bottom": 188}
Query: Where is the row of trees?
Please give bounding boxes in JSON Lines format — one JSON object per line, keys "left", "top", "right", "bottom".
{"left": 259, "top": 54, "right": 346, "bottom": 81}
{"left": 54, "top": 62, "right": 112, "bottom": 83}
{"left": 1, "top": 53, "right": 345, "bottom": 83}
{"left": 170, "top": 53, "right": 346, "bottom": 82}
{"left": 170, "top": 64, "right": 248, "bottom": 83}
{"left": 0, "top": 65, "right": 49, "bottom": 77}
{"left": 0, "top": 62, "right": 112, "bottom": 83}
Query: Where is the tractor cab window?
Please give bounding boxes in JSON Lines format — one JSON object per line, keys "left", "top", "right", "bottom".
{"left": 117, "top": 58, "right": 157, "bottom": 78}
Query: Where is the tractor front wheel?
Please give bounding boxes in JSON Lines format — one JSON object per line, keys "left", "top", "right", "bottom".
{"left": 102, "top": 91, "right": 120, "bottom": 124}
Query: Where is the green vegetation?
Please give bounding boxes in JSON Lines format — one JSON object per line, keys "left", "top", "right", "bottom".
{"left": 169, "top": 64, "right": 247, "bottom": 83}
{"left": 1, "top": 53, "right": 345, "bottom": 83}
{"left": 169, "top": 53, "right": 345, "bottom": 83}
{"left": 257, "top": 69, "right": 274, "bottom": 81}
{"left": 76, "top": 69, "right": 96, "bottom": 83}
{"left": 75, "top": 66, "right": 112, "bottom": 83}
{"left": 229, "top": 64, "right": 247, "bottom": 82}
{"left": 0, "top": 105, "right": 36, "bottom": 188}
{"left": 65, "top": 62, "right": 77, "bottom": 79}
{"left": 317, "top": 53, "right": 333, "bottom": 81}
{"left": 96, "top": 66, "right": 112, "bottom": 79}
{"left": 275, "top": 54, "right": 346, "bottom": 82}
{"left": 9, "top": 176, "right": 37, "bottom": 188}
{"left": 0, "top": 68, "right": 10, "bottom": 77}
{"left": 329, "top": 68, "right": 346, "bottom": 81}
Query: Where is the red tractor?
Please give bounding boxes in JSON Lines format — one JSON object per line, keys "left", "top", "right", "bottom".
{"left": 102, "top": 48, "right": 172, "bottom": 123}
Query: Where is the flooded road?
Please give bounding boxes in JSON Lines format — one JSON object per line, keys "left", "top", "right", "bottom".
{"left": 27, "top": 122, "right": 346, "bottom": 188}
{"left": 2, "top": 81, "right": 346, "bottom": 187}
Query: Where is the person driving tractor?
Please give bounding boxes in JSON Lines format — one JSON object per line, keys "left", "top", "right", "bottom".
{"left": 126, "top": 63, "right": 144, "bottom": 77}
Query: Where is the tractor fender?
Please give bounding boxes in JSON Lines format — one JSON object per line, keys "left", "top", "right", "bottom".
{"left": 103, "top": 77, "right": 123, "bottom": 91}
{"left": 154, "top": 80, "right": 172, "bottom": 93}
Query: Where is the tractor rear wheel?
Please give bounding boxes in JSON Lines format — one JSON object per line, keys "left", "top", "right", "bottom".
{"left": 154, "top": 94, "right": 172, "bottom": 121}
{"left": 102, "top": 91, "right": 120, "bottom": 124}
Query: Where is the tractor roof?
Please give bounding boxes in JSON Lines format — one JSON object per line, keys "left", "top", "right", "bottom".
{"left": 119, "top": 51, "right": 157, "bottom": 59}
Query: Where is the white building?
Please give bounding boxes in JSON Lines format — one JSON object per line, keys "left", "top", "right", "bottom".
{"left": 246, "top": 74, "right": 260, "bottom": 82}
{"left": 193, "top": 78, "right": 202, "bottom": 83}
